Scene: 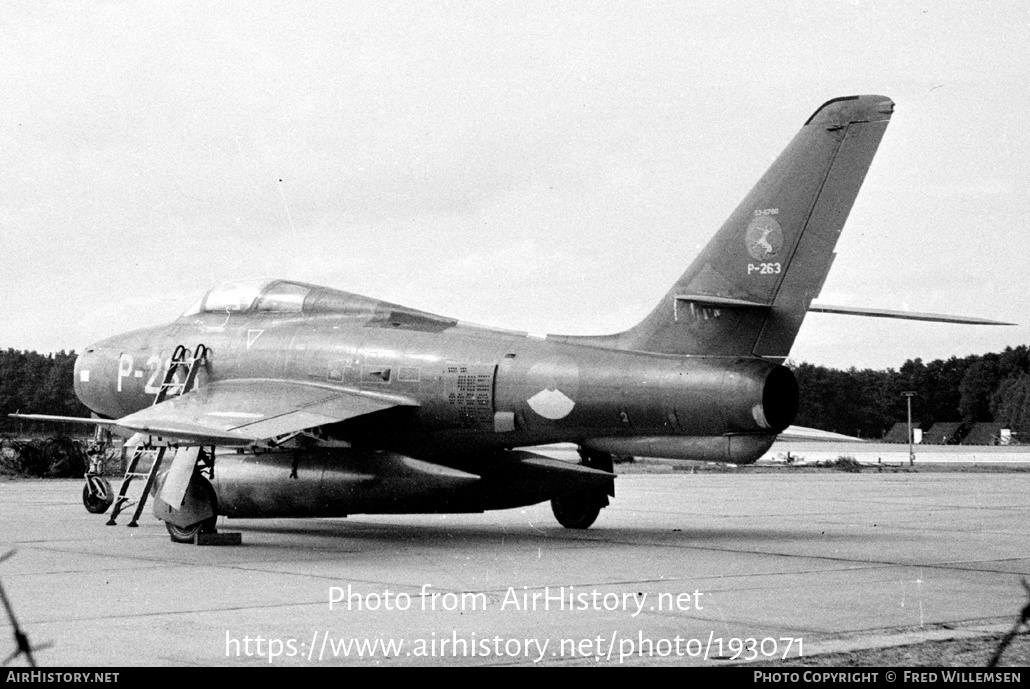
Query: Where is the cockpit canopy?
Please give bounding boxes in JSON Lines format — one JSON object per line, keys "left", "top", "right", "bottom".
{"left": 179, "top": 279, "right": 460, "bottom": 332}
{"left": 182, "top": 279, "right": 312, "bottom": 316}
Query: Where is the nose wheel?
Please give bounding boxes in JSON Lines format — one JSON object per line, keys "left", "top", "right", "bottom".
{"left": 82, "top": 476, "right": 114, "bottom": 514}
{"left": 82, "top": 431, "right": 114, "bottom": 514}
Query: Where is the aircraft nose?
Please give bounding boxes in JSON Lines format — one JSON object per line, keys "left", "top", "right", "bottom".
{"left": 74, "top": 346, "right": 92, "bottom": 389}
{"left": 73, "top": 345, "right": 106, "bottom": 415}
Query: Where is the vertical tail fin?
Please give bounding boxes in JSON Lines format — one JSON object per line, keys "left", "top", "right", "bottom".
{"left": 573, "top": 95, "right": 894, "bottom": 359}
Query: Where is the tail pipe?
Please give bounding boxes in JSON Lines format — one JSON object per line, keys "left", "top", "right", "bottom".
{"left": 699, "top": 357, "right": 798, "bottom": 435}
{"left": 759, "top": 363, "right": 799, "bottom": 432}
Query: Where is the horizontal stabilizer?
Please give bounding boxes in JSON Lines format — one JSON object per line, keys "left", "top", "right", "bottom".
{"left": 809, "top": 303, "right": 1014, "bottom": 326}
{"left": 675, "top": 294, "right": 771, "bottom": 309}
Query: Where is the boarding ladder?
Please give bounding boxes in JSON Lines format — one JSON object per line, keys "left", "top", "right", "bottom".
{"left": 107, "top": 344, "right": 208, "bottom": 527}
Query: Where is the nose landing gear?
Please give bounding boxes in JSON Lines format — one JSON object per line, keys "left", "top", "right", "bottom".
{"left": 82, "top": 429, "right": 115, "bottom": 514}
{"left": 82, "top": 476, "right": 113, "bottom": 514}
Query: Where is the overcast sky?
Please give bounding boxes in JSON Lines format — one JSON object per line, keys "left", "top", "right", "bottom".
{"left": 2, "top": 1, "right": 1027, "bottom": 370}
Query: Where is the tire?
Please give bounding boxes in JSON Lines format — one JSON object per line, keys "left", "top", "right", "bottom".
{"left": 83, "top": 478, "right": 114, "bottom": 514}
{"left": 165, "top": 515, "right": 217, "bottom": 544}
{"left": 551, "top": 491, "right": 602, "bottom": 529}
{"left": 165, "top": 477, "right": 218, "bottom": 544}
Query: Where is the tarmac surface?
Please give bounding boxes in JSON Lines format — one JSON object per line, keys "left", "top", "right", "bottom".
{"left": 762, "top": 440, "right": 1030, "bottom": 466}
{"left": 1, "top": 471, "right": 1029, "bottom": 667}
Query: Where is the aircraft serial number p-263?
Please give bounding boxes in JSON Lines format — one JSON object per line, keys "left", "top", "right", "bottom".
{"left": 15, "top": 95, "right": 1010, "bottom": 542}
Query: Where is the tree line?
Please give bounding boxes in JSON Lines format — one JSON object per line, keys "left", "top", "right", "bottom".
{"left": 0, "top": 349, "right": 89, "bottom": 433}
{"left": 3, "top": 345, "right": 1030, "bottom": 440}
{"left": 791, "top": 345, "right": 1030, "bottom": 439}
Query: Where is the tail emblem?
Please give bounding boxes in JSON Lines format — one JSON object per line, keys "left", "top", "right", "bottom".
{"left": 745, "top": 214, "right": 784, "bottom": 261}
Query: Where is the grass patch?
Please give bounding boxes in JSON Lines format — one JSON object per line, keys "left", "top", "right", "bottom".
{"left": 832, "top": 455, "right": 863, "bottom": 473}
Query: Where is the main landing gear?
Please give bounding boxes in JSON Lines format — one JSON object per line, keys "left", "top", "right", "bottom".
{"left": 164, "top": 478, "right": 218, "bottom": 544}
{"left": 153, "top": 453, "right": 220, "bottom": 544}
{"left": 549, "top": 448, "right": 615, "bottom": 530}
{"left": 551, "top": 491, "right": 604, "bottom": 529}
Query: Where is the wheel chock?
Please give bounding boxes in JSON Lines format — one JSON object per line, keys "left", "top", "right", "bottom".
{"left": 191, "top": 532, "right": 242, "bottom": 546}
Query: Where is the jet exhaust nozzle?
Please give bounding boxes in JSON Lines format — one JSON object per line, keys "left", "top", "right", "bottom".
{"left": 761, "top": 364, "right": 799, "bottom": 432}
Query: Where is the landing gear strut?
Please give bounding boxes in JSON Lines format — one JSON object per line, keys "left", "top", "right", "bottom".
{"left": 82, "top": 428, "right": 114, "bottom": 514}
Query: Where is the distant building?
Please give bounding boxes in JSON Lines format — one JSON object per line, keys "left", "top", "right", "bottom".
{"left": 922, "top": 422, "right": 964, "bottom": 445}
{"left": 960, "top": 423, "right": 1008, "bottom": 446}
{"left": 883, "top": 421, "right": 920, "bottom": 444}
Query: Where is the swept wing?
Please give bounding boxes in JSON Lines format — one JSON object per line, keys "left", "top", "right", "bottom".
{"left": 13, "top": 379, "right": 417, "bottom": 446}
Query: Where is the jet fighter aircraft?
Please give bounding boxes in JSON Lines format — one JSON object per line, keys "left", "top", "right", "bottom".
{"left": 15, "top": 95, "right": 1010, "bottom": 542}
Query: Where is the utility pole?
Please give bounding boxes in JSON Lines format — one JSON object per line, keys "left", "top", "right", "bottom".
{"left": 903, "top": 391, "right": 916, "bottom": 467}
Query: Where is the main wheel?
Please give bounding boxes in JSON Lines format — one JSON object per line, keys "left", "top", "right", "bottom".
{"left": 82, "top": 478, "right": 114, "bottom": 514}
{"left": 164, "top": 476, "right": 218, "bottom": 543}
{"left": 166, "top": 514, "right": 217, "bottom": 544}
{"left": 551, "top": 491, "right": 602, "bottom": 529}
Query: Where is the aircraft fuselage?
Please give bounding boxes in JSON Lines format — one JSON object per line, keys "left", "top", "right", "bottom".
{"left": 74, "top": 289, "right": 796, "bottom": 471}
